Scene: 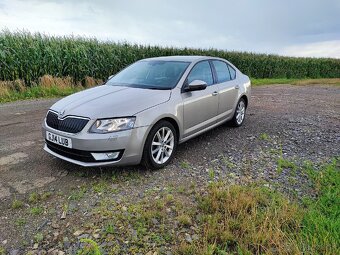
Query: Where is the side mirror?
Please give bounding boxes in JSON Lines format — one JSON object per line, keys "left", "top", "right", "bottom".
{"left": 184, "top": 80, "right": 207, "bottom": 92}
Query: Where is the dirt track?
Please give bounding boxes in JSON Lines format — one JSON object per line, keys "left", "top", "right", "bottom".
{"left": 0, "top": 85, "right": 339, "bottom": 252}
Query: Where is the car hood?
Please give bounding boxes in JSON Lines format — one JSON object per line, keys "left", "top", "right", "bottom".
{"left": 50, "top": 85, "right": 171, "bottom": 119}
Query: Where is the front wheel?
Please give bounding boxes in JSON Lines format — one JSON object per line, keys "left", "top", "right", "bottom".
{"left": 230, "top": 98, "right": 246, "bottom": 127}
{"left": 142, "top": 121, "right": 177, "bottom": 170}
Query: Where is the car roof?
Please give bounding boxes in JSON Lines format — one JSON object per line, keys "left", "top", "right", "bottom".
{"left": 142, "top": 55, "right": 223, "bottom": 62}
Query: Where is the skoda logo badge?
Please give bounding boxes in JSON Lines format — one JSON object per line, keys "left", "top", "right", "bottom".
{"left": 58, "top": 110, "right": 65, "bottom": 119}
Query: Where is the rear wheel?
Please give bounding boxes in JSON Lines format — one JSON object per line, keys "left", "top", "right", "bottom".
{"left": 230, "top": 98, "right": 246, "bottom": 127}
{"left": 142, "top": 120, "right": 177, "bottom": 170}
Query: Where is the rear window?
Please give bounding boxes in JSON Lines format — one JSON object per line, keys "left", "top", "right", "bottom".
{"left": 228, "top": 65, "right": 236, "bottom": 80}
{"left": 212, "top": 60, "right": 231, "bottom": 83}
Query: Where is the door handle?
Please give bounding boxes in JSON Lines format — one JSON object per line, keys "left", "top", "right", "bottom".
{"left": 235, "top": 85, "right": 240, "bottom": 89}
{"left": 212, "top": 91, "right": 219, "bottom": 96}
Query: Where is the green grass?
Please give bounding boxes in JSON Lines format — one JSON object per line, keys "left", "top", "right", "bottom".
{"left": 180, "top": 161, "right": 191, "bottom": 169}
{"left": 259, "top": 132, "right": 270, "bottom": 141}
{"left": 103, "top": 224, "right": 115, "bottom": 236}
{"left": 41, "top": 191, "right": 52, "bottom": 200}
{"left": 0, "top": 84, "right": 82, "bottom": 103}
{"left": 15, "top": 218, "right": 26, "bottom": 227}
{"left": 220, "top": 155, "right": 236, "bottom": 169}
{"left": 177, "top": 214, "right": 192, "bottom": 227}
{"left": 208, "top": 168, "right": 215, "bottom": 181}
{"left": 277, "top": 157, "right": 297, "bottom": 174}
{"left": 251, "top": 78, "right": 299, "bottom": 85}
{"left": 29, "top": 206, "right": 43, "bottom": 215}
{"left": 69, "top": 186, "right": 87, "bottom": 201}
{"left": 251, "top": 78, "right": 340, "bottom": 86}
{"left": 301, "top": 159, "right": 340, "bottom": 254}
{"left": 180, "top": 184, "right": 303, "bottom": 254}
{"left": 77, "top": 239, "right": 101, "bottom": 255}
{"left": 28, "top": 192, "right": 39, "bottom": 203}
{"left": 11, "top": 199, "right": 24, "bottom": 209}
{"left": 34, "top": 233, "right": 44, "bottom": 243}
{"left": 178, "top": 159, "right": 339, "bottom": 255}
{"left": 92, "top": 180, "right": 108, "bottom": 194}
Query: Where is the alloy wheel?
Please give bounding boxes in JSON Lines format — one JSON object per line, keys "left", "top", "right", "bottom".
{"left": 151, "top": 127, "right": 175, "bottom": 164}
{"left": 236, "top": 100, "right": 245, "bottom": 125}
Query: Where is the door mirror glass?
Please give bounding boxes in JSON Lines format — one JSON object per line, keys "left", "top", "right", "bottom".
{"left": 185, "top": 80, "right": 207, "bottom": 92}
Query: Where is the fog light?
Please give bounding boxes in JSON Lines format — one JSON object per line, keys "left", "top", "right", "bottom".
{"left": 91, "top": 152, "right": 120, "bottom": 161}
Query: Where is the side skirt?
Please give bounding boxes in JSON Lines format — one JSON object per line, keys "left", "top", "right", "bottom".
{"left": 179, "top": 117, "right": 232, "bottom": 144}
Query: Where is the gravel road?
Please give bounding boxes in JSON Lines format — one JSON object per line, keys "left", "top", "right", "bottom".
{"left": 0, "top": 85, "right": 339, "bottom": 253}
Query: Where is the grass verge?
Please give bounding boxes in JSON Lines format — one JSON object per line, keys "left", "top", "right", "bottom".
{"left": 301, "top": 158, "right": 340, "bottom": 254}
{"left": 71, "top": 159, "right": 339, "bottom": 254}
{"left": 178, "top": 184, "right": 302, "bottom": 254}
{"left": 0, "top": 85, "right": 82, "bottom": 103}
{"left": 251, "top": 78, "right": 340, "bottom": 86}
{"left": 1, "top": 77, "right": 339, "bottom": 103}
{"left": 0, "top": 75, "right": 102, "bottom": 103}
{"left": 178, "top": 158, "right": 339, "bottom": 254}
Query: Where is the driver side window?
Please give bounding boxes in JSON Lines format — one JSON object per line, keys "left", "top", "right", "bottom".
{"left": 187, "top": 61, "right": 213, "bottom": 86}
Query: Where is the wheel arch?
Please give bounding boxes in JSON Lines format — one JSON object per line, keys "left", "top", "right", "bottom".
{"left": 151, "top": 116, "right": 180, "bottom": 142}
{"left": 141, "top": 116, "right": 180, "bottom": 169}
{"left": 240, "top": 94, "right": 248, "bottom": 108}
{"left": 141, "top": 115, "right": 181, "bottom": 154}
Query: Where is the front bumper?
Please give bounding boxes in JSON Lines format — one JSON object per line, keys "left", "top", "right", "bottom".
{"left": 42, "top": 120, "right": 149, "bottom": 167}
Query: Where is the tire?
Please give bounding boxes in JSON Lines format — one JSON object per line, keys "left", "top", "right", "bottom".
{"left": 142, "top": 120, "right": 177, "bottom": 170}
{"left": 230, "top": 98, "right": 246, "bottom": 127}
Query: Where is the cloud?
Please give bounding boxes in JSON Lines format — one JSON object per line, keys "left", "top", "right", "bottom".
{"left": 0, "top": 0, "right": 339, "bottom": 58}
{"left": 282, "top": 40, "right": 340, "bottom": 59}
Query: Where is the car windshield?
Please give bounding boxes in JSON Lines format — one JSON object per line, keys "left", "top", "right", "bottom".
{"left": 106, "top": 60, "right": 190, "bottom": 90}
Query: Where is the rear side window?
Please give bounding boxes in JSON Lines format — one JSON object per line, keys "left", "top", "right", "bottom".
{"left": 187, "top": 61, "right": 213, "bottom": 85}
{"left": 228, "top": 65, "right": 236, "bottom": 80}
{"left": 212, "top": 60, "right": 231, "bottom": 83}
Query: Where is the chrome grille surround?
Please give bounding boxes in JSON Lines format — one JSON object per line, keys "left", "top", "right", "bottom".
{"left": 46, "top": 110, "right": 89, "bottom": 133}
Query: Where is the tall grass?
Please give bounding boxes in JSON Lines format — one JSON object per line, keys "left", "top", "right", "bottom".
{"left": 176, "top": 184, "right": 302, "bottom": 254}
{"left": 177, "top": 159, "right": 340, "bottom": 255}
{"left": 0, "top": 75, "right": 102, "bottom": 102}
{"left": 1, "top": 30, "right": 340, "bottom": 87}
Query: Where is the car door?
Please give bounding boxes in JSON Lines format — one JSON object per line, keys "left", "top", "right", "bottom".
{"left": 211, "top": 60, "right": 238, "bottom": 121}
{"left": 181, "top": 60, "right": 219, "bottom": 137}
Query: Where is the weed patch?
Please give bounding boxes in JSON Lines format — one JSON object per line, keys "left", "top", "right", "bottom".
{"left": 11, "top": 199, "right": 24, "bottom": 209}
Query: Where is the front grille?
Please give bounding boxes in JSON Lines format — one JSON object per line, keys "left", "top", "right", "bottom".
{"left": 46, "top": 140, "right": 124, "bottom": 163}
{"left": 46, "top": 111, "right": 89, "bottom": 133}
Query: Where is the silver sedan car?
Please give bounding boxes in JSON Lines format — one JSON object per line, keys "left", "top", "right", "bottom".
{"left": 42, "top": 56, "right": 251, "bottom": 169}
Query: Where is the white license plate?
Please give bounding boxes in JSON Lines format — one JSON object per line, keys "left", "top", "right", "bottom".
{"left": 46, "top": 131, "right": 72, "bottom": 148}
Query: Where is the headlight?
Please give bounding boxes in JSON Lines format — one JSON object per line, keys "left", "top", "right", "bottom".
{"left": 89, "top": 117, "right": 136, "bottom": 133}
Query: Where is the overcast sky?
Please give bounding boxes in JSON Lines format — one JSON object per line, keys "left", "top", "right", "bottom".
{"left": 0, "top": 0, "right": 340, "bottom": 58}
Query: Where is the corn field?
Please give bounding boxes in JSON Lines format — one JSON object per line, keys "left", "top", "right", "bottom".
{"left": 1, "top": 30, "right": 340, "bottom": 86}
